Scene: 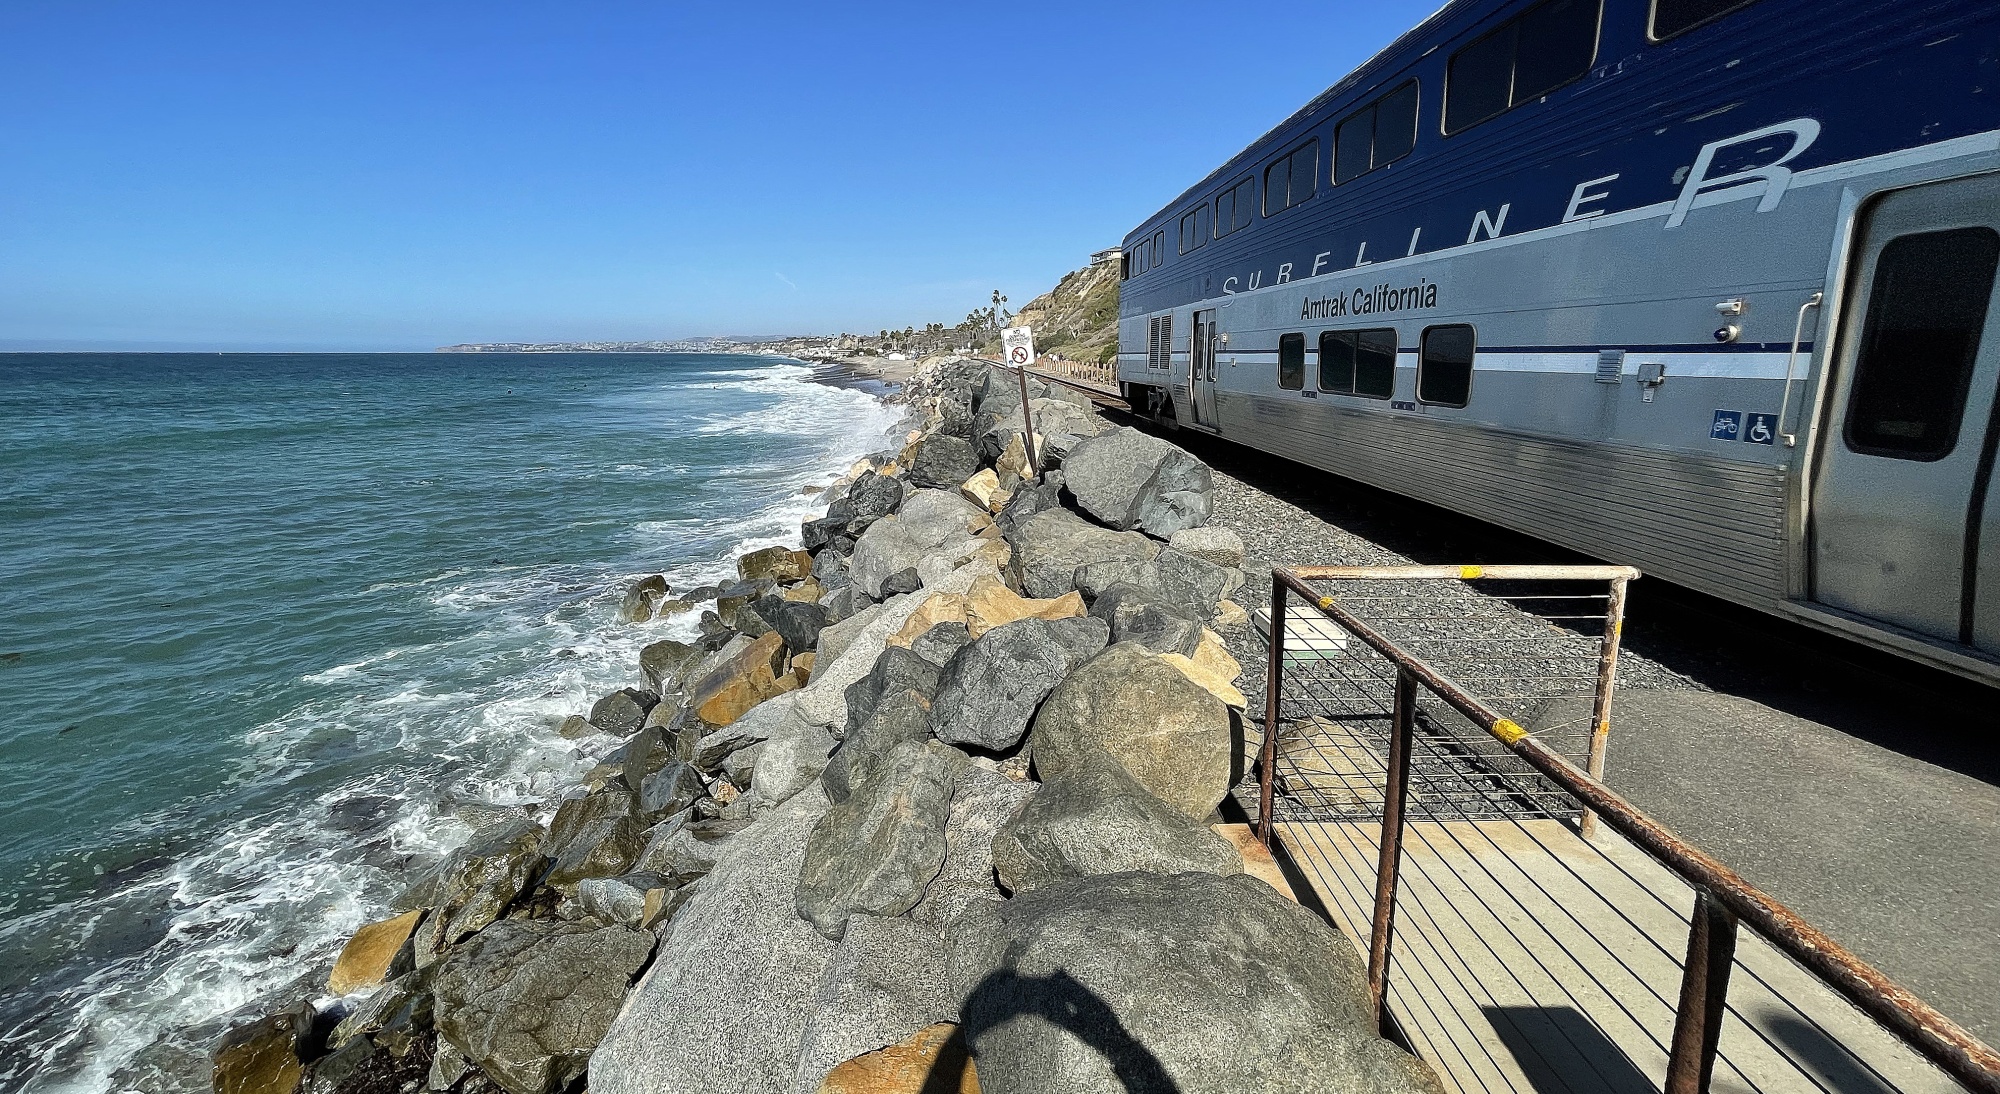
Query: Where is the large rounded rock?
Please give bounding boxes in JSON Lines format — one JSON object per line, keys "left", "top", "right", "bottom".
{"left": 1005, "top": 508, "right": 1160, "bottom": 600}
{"left": 823, "top": 687, "right": 933, "bottom": 803}
{"left": 849, "top": 490, "right": 993, "bottom": 599}
{"left": 639, "top": 762, "right": 707, "bottom": 819}
{"left": 591, "top": 786, "right": 841, "bottom": 1094}
{"left": 930, "top": 616, "right": 1110, "bottom": 752}
{"left": 686, "top": 631, "right": 792, "bottom": 730}
{"left": 791, "top": 916, "right": 955, "bottom": 1094}
{"left": 1073, "top": 547, "right": 1231, "bottom": 620}
{"left": 750, "top": 594, "right": 828, "bottom": 656}
{"left": 739, "top": 545, "right": 812, "bottom": 584}
{"left": 906, "top": 434, "right": 981, "bottom": 489}
{"left": 1060, "top": 426, "right": 1213, "bottom": 537}
{"left": 212, "top": 1009, "right": 306, "bottom": 1094}
{"left": 992, "top": 752, "right": 1242, "bottom": 893}
{"left": 1028, "top": 643, "right": 1231, "bottom": 820}
{"left": 1086, "top": 582, "right": 1203, "bottom": 656}
{"left": 796, "top": 740, "right": 965, "bottom": 939}
{"left": 619, "top": 575, "right": 670, "bottom": 622}
{"left": 842, "top": 471, "right": 905, "bottom": 532}
{"left": 840, "top": 646, "right": 941, "bottom": 739}
{"left": 422, "top": 818, "right": 547, "bottom": 948}
{"left": 911, "top": 764, "right": 1036, "bottom": 926}
{"left": 956, "top": 871, "right": 1444, "bottom": 1094}
{"left": 589, "top": 688, "right": 658, "bottom": 736}
{"left": 1167, "top": 525, "right": 1245, "bottom": 568}
{"left": 433, "top": 919, "right": 655, "bottom": 1094}
{"left": 639, "top": 638, "right": 705, "bottom": 695}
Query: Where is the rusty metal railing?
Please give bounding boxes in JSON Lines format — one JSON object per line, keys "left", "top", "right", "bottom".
{"left": 1258, "top": 564, "right": 2000, "bottom": 1094}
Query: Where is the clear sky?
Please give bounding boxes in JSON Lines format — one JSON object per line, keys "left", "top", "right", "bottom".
{"left": 0, "top": 1, "right": 1440, "bottom": 350}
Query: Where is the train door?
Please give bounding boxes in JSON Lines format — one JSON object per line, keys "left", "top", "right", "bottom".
{"left": 1191, "top": 309, "right": 1219, "bottom": 426}
{"left": 1809, "top": 174, "right": 2000, "bottom": 652}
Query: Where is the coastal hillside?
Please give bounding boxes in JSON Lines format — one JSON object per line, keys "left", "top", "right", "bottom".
{"left": 1007, "top": 256, "right": 1119, "bottom": 364}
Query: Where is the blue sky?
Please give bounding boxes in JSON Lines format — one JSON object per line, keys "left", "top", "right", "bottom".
{"left": 0, "top": 1, "right": 1439, "bottom": 350}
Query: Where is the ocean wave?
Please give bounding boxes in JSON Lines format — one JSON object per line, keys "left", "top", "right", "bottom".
{"left": 0, "top": 356, "right": 904, "bottom": 1093}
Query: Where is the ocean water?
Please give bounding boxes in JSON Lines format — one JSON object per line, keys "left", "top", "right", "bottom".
{"left": 0, "top": 352, "right": 903, "bottom": 1092}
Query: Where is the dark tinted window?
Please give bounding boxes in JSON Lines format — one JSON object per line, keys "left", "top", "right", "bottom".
{"left": 1215, "top": 177, "right": 1255, "bottom": 238}
{"left": 1279, "top": 334, "right": 1306, "bottom": 390}
{"left": 1515, "top": 0, "right": 1599, "bottom": 100}
{"left": 1651, "top": 0, "right": 1759, "bottom": 39}
{"left": 1179, "top": 206, "right": 1208, "bottom": 254}
{"left": 1419, "top": 325, "right": 1476, "bottom": 406}
{"left": 1263, "top": 140, "right": 1318, "bottom": 216}
{"left": 1446, "top": 25, "right": 1514, "bottom": 133}
{"left": 1845, "top": 228, "right": 1999, "bottom": 460}
{"left": 1152, "top": 231, "right": 1165, "bottom": 268}
{"left": 1445, "top": 0, "right": 1600, "bottom": 134}
{"left": 1318, "top": 331, "right": 1356, "bottom": 392}
{"left": 1334, "top": 110, "right": 1375, "bottom": 186}
{"left": 1357, "top": 329, "right": 1399, "bottom": 397}
{"left": 1334, "top": 82, "right": 1420, "bottom": 185}
{"left": 1374, "top": 82, "right": 1420, "bottom": 165}
{"left": 1317, "top": 329, "right": 1398, "bottom": 397}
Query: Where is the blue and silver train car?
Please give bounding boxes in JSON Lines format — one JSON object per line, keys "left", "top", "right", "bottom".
{"left": 1116, "top": 0, "right": 2000, "bottom": 682}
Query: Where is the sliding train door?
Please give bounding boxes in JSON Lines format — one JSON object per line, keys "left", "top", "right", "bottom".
{"left": 1809, "top": 174, "right": 2000, "bottom": 653}
{"left": 1190, "top": 309, "right": 1218, "bottom": 427}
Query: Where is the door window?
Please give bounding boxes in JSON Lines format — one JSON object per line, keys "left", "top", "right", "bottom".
{"left": 1844, "top": 227, "right": 2000, "bottom": 461}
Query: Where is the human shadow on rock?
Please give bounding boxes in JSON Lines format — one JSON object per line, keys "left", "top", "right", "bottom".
{"left": 955, "top": 968, "right": 1180, "bottom": 1093}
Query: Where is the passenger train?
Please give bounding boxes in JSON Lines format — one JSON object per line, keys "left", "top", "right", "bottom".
{"left": 1114, "top": 0, "right": 2000, "bottom": 683}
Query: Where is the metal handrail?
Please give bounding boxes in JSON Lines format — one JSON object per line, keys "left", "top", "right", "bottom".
{"left": 1778, "top": 291, "right": 1824, "bottom": 447}
{"left": 1260, "top": 564, "right": 2000, "bottom": 1094}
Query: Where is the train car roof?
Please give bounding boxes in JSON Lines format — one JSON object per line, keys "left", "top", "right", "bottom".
{"left": 1123, "top": 0, "right": 1473, "bottom": 248}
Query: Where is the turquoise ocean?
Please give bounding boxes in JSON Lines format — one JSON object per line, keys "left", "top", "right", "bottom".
{"left": 0, "top": 352, "right": 903, "bottom": 1091}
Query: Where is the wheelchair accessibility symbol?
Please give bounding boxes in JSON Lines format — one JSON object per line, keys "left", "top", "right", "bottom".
{"left": 1744, "top": 412, "right": 1778, "bottom": 445}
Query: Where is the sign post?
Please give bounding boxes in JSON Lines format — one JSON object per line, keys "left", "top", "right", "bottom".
{"left": 1001, "top": 327, "right": 1040, "bottom": 476}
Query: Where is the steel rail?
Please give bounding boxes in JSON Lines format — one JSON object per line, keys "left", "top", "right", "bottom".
{"left": 1270, "top": 565, "right": 2000, "bottom": 1094}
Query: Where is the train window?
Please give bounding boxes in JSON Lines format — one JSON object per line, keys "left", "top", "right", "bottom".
{"left": 1650, "top": 0, "right": 1760, "bottom": 40}
{"left": 1263, "top": 140, "right": 1319, "bottom": 216}
{"left": 1153, "top": 230, "right": 1166, "bottom": 269}
{"left": 1318, "top": 331, "right": 1357, "bottom": 393}
{"left": 1120, "top": 252, "right": 1131, "bottom": 281}
{"left": 1844, "top": 228, "right": 1999, "bottom": 461}
{"left": 1318, "top": 329, "right": 1398, "bottom": 397}
{"left": 1278, "top": 333, "right": 1306, "bottom": 390}
{"left": 1215, "top": 177, "right": 1256, "bottom": 238}
{"left": 1419, "top": 325, "right": 1476, "bottom": 406}
{"left": 1445, "top": 0, "right": 1600, "bottom": 135}
{"left": 1356, "top": 329, "right": 1398, "bottom": 397}
{"left": 1179, "top": 206, "right": 1209, "bottom": 254}
{"left": 1334, "top": 82, "right": 1419, "bottom": 185}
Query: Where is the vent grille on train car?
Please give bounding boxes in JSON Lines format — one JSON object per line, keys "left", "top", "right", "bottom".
{"left": 1146, "top": 316, "right": 1174, "bottom": 370}
{"left": 1596, "top": 350, "right": 1625, "bottom": 384}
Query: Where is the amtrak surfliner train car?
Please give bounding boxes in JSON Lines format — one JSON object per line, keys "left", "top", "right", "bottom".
{"left": 1115, "top": 0, "right": 2000, "bottom": 683}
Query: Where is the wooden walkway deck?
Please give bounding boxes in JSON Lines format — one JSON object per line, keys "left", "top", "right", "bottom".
{"left": 1277, "top": 816, "right": 1959, "bottom": 1094}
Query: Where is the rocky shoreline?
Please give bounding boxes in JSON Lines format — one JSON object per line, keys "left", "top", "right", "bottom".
{"left": 213, "top": 357, "right": 1445, "bottom": 1094}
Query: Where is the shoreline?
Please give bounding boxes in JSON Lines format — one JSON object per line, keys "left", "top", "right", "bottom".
{"left": 1, "top": 353, "right": 910, "bottom": 1094}
{"left": 217, "top": 352, "right": 1436, "bottom": 1094}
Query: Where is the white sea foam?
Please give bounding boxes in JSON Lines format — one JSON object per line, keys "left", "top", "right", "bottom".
{"left": 7, "top": 357, "right": 905, "bottom": 1094}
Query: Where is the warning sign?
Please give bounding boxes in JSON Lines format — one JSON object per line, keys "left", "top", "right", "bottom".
{"left": 1001, "top": 327, "right": 1035, "bottom": 368}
